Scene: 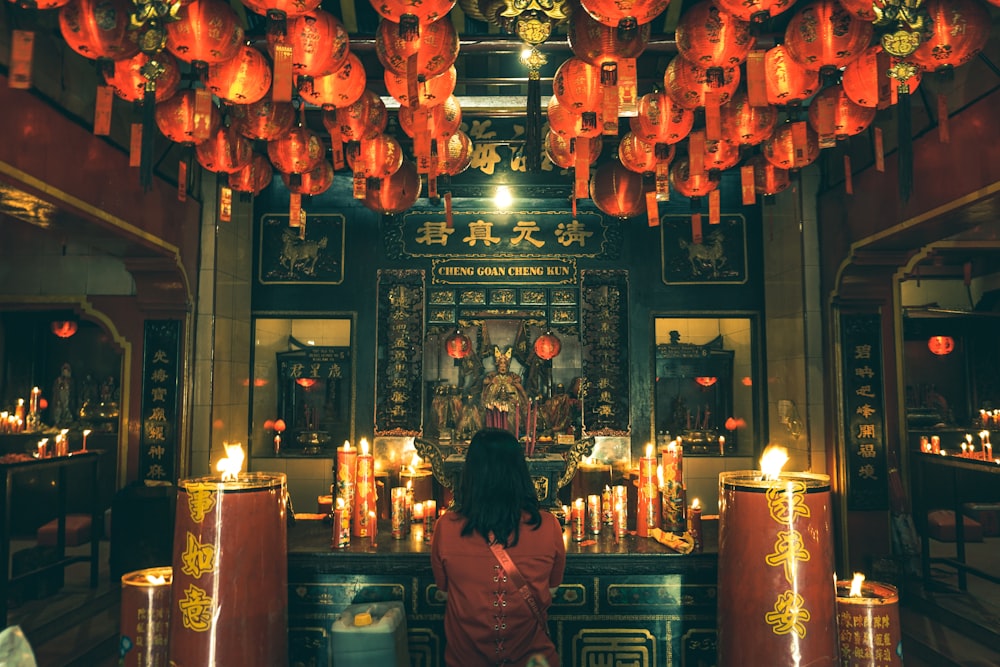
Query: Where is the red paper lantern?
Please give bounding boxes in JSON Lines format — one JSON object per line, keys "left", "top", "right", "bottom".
{"left": 763, "top": 44, "right": 821, "bottom": 106}
{"left": 282, "top": 160, "right": 334, "bottom": 196}
{"left": 618, "top": 132, "right": 672, "bottom": 175}
{"left": 436, "top": 130, "right": 474, "bottom": 176}
{"left": 376, "top": 16, "right": 459, "bottom": 80}
{"left": 669, "top": 157, "right": 720, "bottom": 198}
{"left": 230, "top": 97, "right": 296, "bottom": 141}
{"left": 195, "top": 125, "right": 255, "bottom": 174}
{"left": 663, "top": 54, "right": 740, "bottom": 110}
{"left": 370, "top": 0, "right": 456, "bottom": 40}
{"left": 552, "top": 57, "right": 604, "bottom": 112}
{"left": 910, "top": 0, "right": 991, "bottom": 73}
{"left": 19, "top": 0, "right": 72, "bottom": 9}
{"left": 240, "top": 0, "right": 321, "bottom": 19}
{"left": 676, "top": 1, "right": 755, "bottom": 72}
{"left": 274, "top": 9, "right": 351, "bottom": 80}
{"left": 746, "top": 153, "right": 790, "bottom": 196}
{"left": 228, "top": 154, "right": 274, "bottom": 195}
{"left": 546, "top": 97, "right": 603, "bottom": 139}
{"left": 297, "top": 52, "right": 367, "bottom": 110}
{"left": 166, "top": 0, "right": 244, "bottom": 67}
{"left": 267, "top": 125, "right": 325, "bottom": 175}
{"left": 273, "top": 419, "right": 286, "bottom": 433}
{"left": 761, "top": 121, "right": 820, "bottom": 170}
{"left": 154, "top": 89, "right": 222, "bottom": 144}
{"left": 712, "top": 0, "right": 795, "bottom": 23}
{"left": 589, "top": 161, "right": 647, "bottom": 219}
{"left": 323, "top": 89, "right": 388, "bottom": 142}
{"left": 295, "top": 378, "right": 318, "bottom": 388}
{"left": 445, "top": 329, "right": 472, "bottom": 359}
{"left": 398, "top": 95, "right": 462, "bottom": 140}
{"left": 719, "top": 89, "right": 777, "bottom": 147}
{"left": 204, "top": 45, "right": 272, "bottom": 105}
{"left": 103, "top": 51, "right": 181, "bottom": 103}
{"left": 783, "top": 0, "right": 872, "bottom": 74}
{"left": 384, "top": 65, "right": 457, "bottom": 108}
{"left": 579, "top": 0, "right": 670, "bottom": 33}
{"left": 629, "top": 91, "right": 695, "bottom": 145}
{"left": 567, "top": 6, "right": 650, "bottom": 67}
{"left": 543, "top": 131, "right": 603, "bottom": 170}
{"left": 927, "top": 336, "right": 955, "bottom": 356}
{"left": 695, "top": 376, "right": 718, "bottom": 387}
{"left": 348, "top": 134, "right": 404, "bottom": 178}
{"left": 51, "top": 321, "right": 79, "bottom": 338}
{"left": 807, "top": 83, "right": 876, "bottom": 140}
{"left": 58, "top": 0, "right": 140, "bottom": 62}
{"left": 837, "top": 0, "right": 876, "bottom": 22}
{"left": 363, "top": 160, "right": 421, "bottom": 215}
{"left": 841, "top": 46, "right": 921, "bottom": 108}
{"left": 534, "top": 331, "right": 562, "bottom": 361}
{"left": 687, "top": 129, "right": 741, "bottom": 173}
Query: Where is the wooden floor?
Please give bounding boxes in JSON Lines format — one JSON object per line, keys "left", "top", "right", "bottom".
{"left": 6, "top": 538, "right": 1000, "bottom": 666}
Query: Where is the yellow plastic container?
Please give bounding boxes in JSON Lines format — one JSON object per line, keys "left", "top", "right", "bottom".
{"left": 330, "top": 601, "right": 409, "bottom": 667}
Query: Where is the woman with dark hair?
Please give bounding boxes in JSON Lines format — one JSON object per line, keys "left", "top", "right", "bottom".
{"left": 431, "top": 428, "right": 565, "bottom": 666}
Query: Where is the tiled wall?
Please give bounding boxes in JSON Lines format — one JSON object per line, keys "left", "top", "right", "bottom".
{"left": 761, "top": 166, "right": 827, "bottom": 475}
{"left": 189, "top": 176, "right": 253, "bottom": 477}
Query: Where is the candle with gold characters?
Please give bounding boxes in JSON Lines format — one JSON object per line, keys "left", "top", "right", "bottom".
{"left": 835, "top": 573, "right": 902, "bottom": 666}
{"left": 571, "top": 498, "right": 585, "bottom": 542}
{"left": 169, "top": 442, "right": 288, "bottom": 666}
{"left": 660, "top": 440, "right": 685, "bottom": 532}
{"left": 337, "top": 440, "right": 357, "bottom": 529}
{"left": 353, "top": 439, "right": 376, "bottom": 538}
{"left": 688, "top": 498, "right": 703, "bottom": 553}
{"left": 637, "top": 443, "right": 660, "bottom": 536}
{"left": 333, "top": 497, "right": 350, "bottom": 548}
{"left": 391, "top": 487, "right": 409, "bottom": 539}
{"left": 717, "top": 446, "right": 838, "bottom": 667}
{"left": 587, "top": 494, "right": 601, "bottom": 535}
{"left": 423, "top": 499, "right": 437, "bottom": 539}
{"left": 119, "top": 566, "right": 172, "bottom": 667}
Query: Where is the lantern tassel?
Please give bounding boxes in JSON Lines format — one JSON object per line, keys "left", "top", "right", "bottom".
{"left": 525, "top": 73, "right": 541, "bottom": 172}
{"left": 897, "top": 86, "right": 912, "bottom": 204}
{"left": 140, "top": 84, "right": 156, "bottom": 191}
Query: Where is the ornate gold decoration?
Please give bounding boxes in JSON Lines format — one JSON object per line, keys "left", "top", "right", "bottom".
{"left": 887, "top": 59, "right": 920, "bottom": 94}
{"left": 129, "top": 0, "right": 182, "bottom": 56}
{"left": 519, "top": 46, "right": 548, "bottom": 79}
{"left": 873, "top": 0, "right": 929, "bottom": 58}
{"left": 556, "top": 436, "right": 595, "bottom": 489}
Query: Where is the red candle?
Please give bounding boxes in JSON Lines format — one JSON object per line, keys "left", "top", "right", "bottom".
{"left": 717, "top": 447, "right": 837, "bottom": 667}
{"left": 660, "top": 440, "right": 685, "bottom": 532}
{"left": 637, "top": 444, "right": 660, "bottom": 537}
{"left": 930, "top": 435, "right": 940, "bottom": 454}
{"left": 332, "top": 497, "right": 350, "bottom": 548}
{"left": 353, "top": 439, "right": 376, "bottom": 538}
{"left": 835, "top": 575, "right": 902, "bottom": 667}
{"left": 587, "top": 494, "right": 601, "bottom": 535}
{"left": 369, "top": 511, "right": 378, "bottom": 548}
{"left": 337, "top": 441, "right": 358, "bottom": 527}
{"left": 29, "top": 386, "right": 40, "bottom": 414}
{"left": 601, "top": 485, "right": 613, "bottom": 525}
{"left": 391, "top": 487, "right": 409, "bottom": 539}
{"left": 119, "top": 566, "right": 172, "bottom": 667}
{"left": 423, "top": 499, "right": 437, "bottom": 539}
{"left": 688, "top": 498, "right": 703, "bottom": 553}
{"left": 571, "top": 498, "right": 585, "bottom": 542}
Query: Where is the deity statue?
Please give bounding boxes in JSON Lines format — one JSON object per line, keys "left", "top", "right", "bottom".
{"left": 51, "top": 362, "right": 75, "bottom": 427}
{"left": 481, "top": 346, "right": 529, "bottom": 419}
{"left": 541, "top": 383, "right": 573, "bottom": 436}
{"left": 454, "top": 390, "right": 483, "bottom": 441}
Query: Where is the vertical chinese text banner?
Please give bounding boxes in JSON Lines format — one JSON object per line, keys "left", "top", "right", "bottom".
{"left": 140, "top": 320, "right": 181, "bottom": 483}
{"left": 840, "top": 312, "right": 888, "bottom": 510}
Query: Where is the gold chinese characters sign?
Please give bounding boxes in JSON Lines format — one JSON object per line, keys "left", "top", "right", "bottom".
{"left": 139, "top": 320, "right": 180, "bottom": 483}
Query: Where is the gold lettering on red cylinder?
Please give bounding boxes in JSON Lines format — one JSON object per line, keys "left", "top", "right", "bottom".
{"left": 177, "top": 584, "right": 214, "bottom": 632}
{"left": 186, "top": 484, "right": 217, "bottom": 523}
{"left": 179, "top": 532, "right": 216, "bottom": 578}
{"left": 766, "top": 590, "right": 811, "bottom": 638}
{"left": 763, "top": 481, "right": 813, "bottom": 638}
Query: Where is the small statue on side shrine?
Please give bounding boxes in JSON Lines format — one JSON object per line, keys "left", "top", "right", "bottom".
{"left": 51, "top": 362, "right": 75, "bottom": 427}
{"left": 541, "top": 383, "right": 573, "bottom": 436}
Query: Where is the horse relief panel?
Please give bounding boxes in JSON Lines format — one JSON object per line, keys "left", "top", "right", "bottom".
{"left": 259, "top": 213, "right": 346, "bottom": 284}
{"left": 660, "top": 215, "right": 747, "bottom": 285}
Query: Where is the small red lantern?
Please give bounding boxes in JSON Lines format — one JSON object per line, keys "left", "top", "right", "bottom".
{"left": 807, "top": 83, "right": 876, "bottom": 140}
{"left": 927, "top": 336, "right": 955, "bottom": 356}
{"left": 761, "top": 121, "right": 820, "bottom": 171}
{"left": 670, "top": 157, "right": 720, "bottom": 198}
{"left": 546, "top": 97, "right": 603, "bottom": 139}
{"left": 567, "top": 6, "right": 650, "bottom": 67}
{"left": 746, "top": 154, "right": 790, "bottom": 196}
{"left": 297, "top": 52, "right": 367, "bottom": 110}
{"left": 274, "top": 419, "right": 287, "bottom": 433}
{"left": 543, "top": 132, "right": 602, "bottom": 170}
{"left": 230, "top": 97, "right": 296, "bottom": 141}
{"left": 719, "top": 90, "right": 777, "bottom": 147}
{"left": 629, "top": 91, "right": 695, "bottom": 145}
{"left": 676, "top": 1, "right": 755, "bottom": 73}
{"left": 763, "top": 44, "right": 821, "bottom": 106}
{"left": 695, "top": 376, "right": 718, "bottom": 387}
{"left": 348, "top": 134, "right": 404, "bottom": 179}
{"left": 282, "top": 160, "right": 334, "bottom": 196}
{"left": 267, "top": 125, "right": 325, "bottom": 175}
{"left": 383, "top": 65, "right": 457, "bottom": 108}
{"left": 204, "top": 45, "right": 272, "bottom": 105}
{"left": 323, "top": 90, "right": 388, "bottom": 143}
{"left": 166, "top": 0, "right": 244, "bottom": 67}
{"left": 687, "top": 129, "right": 741, "bottom": 173}
{"left": 552, "top": 57, "right": 604, "bottom": 112}
{"left": 841, "top": 46, "right": 921, "bottom": 108}
{"left": 51, "top": 321, "right": 79, "bottom": 338}
{"left": 618, "top": 132, "right": 672, "bottom": 175}
{"left": 376, "top": 15, "right": 459, "bottom": 81}
{"left": 398, "top": 95, "right": 462, "bottom": 141}
{"left": 370, "top": 0, "right": 456, "bottom": 40}
{"left": 154, "top": 89, "right": 222, "bottom": 145}
{"left": 664, "top": 54, "right": 740, "bottom": 110}
{"left": 362, "top": 160, "right": 421, "bottom": 215}
{"left": 240, "top": 0, "right": 321, "bottom": 19}
{"left": 195, "top": 125, "right": 254, "bottom": 174}
{"left": 534, "top": 331, "right": 562, "bottom": 361}
{"left": 589, "top": 161, "right": 647, "bottom": 219}
{"left": 782, "top": 0, "right": 872, "bottom": 74}
{"left": 104, "top": 51, "right": 181, "bottom": 103}
{"left": 712, "top": 0, "right": 795, "bottom": 23}
{"left": 296, "top": 378, "right": 318, "bottom": 388}
{"left": 436, "top": 130, "right": 474, "bottom": 176}
{"left": 272, "top": 9, "right": 350, "bottom": 80}
{"left": 58, "top": 0, "right": 140, "bottom": 62}
{"left": 910, "top": 0, "right": 991, "bottom": 73}
{"left": 228, "top": 154, "right": 274, "bottom": 195}
{"left": 444, "top": 329, "right": 472, "bottom": 359}
{"left": 579, "top": 0, "right": 670, "bottom": 34}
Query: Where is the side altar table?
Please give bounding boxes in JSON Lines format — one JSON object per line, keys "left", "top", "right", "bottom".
{"left": 287, "top": 517, "right": 720, "bottom": 666}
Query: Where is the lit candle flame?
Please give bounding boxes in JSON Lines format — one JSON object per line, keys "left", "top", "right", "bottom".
{"left": 342, "top": 440, "right": 352, "bottom": 451}
{"left": 691, "top": 498, "right": 701, "bottom": 511}
{"left": 849, "top": 572, "right": 865, "bottom": 597}
{"left": 645, "top": 443, "right": 653, "bottom": 458}
{"left": 336, "top": 497, "right": 345, "bottom": 509}
{"left": 360, "top": 438, "right": 369, "bottom": 456}
{"left": 759, "top": 445, "right": 789, "bottom": 481}
{"left": 145, "top": 573, "right": 167, "bottom": 585}
{"left": 216, "top": 441, "right": 245, "bottom": 481}
{"left": 966, "top": 433, "right": 973, "bottom": 444}
{"left": 667, "top": 441, "right": 677, "bottom": 454}
{"left": 83, "top": 429, "right": 92, "bottom": 437}
{"left": 411, "top": 451, "right": 421, "bottom": 468}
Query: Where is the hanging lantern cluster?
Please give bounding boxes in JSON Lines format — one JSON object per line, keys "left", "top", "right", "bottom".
{"left": 22, "top": 0, "right": 996, "bottom": 222}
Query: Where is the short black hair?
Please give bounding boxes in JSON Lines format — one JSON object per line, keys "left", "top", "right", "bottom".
{"left": 456, "top": 428, "right": 542, "bottom": 547}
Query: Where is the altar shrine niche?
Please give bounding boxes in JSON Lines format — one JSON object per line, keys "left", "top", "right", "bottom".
{"left": 655, "top": 332, "right": 735, "bottom": 455}
{"left": 276, "top": 346, "right": 352, "bottom": 454}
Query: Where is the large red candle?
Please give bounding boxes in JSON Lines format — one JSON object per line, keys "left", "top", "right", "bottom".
{"left": 337, "top": 441, "right": 358, "bottom": 529}
{"left": 835, "top": 576, "right": 902, "bottom": 666}
{"left": 169, "top": 468, "right": 287, "bottom": 665}
{"left": 120, "top": 566, "right": 172, "bottom": 667}
{"left": 718, "top": 462, "right": 837, "bottom": 667}
{"left": 637, "top": 444, "right": 660, "bottom": 537}
{"left": 353, "top": 439, "right": 376, "bottom": 538}
{"left": 660, "top": 440, "right": 685, "bottom": 532}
